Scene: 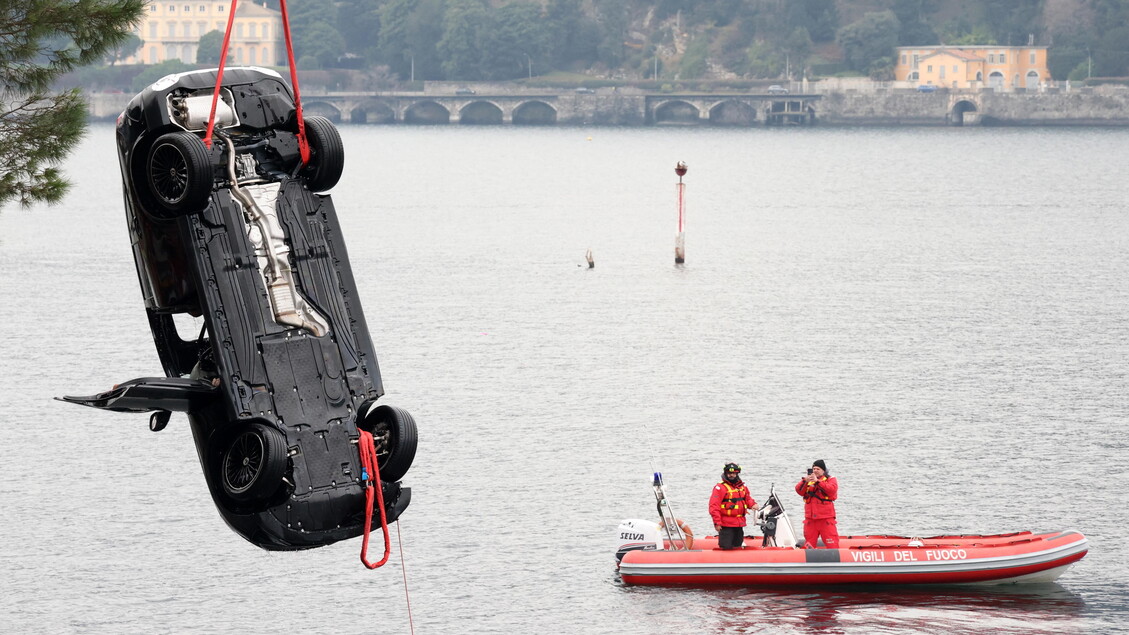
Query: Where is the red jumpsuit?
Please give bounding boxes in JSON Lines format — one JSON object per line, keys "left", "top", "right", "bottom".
{"left": 709, "top": 480, "right": 756, "bottom": 528}
{"left": 796, "top": 476, "right": 839, "bottom": 548}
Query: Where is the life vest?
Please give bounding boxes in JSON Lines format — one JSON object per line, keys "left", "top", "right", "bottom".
{"left": 718, "top": 482, "right": 750, "bottom": 517}
{"left": 802, "top": 478, "right": 835, "bottom": 502}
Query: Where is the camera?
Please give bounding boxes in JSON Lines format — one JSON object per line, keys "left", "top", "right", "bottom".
{"left": 807, "top": 468, "right": 813, "bottom": 474}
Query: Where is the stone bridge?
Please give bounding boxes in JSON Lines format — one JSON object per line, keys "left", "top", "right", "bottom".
{"left": 296, "top": 92, "right": 822, "bottom": 126}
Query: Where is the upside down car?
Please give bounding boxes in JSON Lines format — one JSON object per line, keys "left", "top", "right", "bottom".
{"left": 61, "top": 67, "right": 417, "bottom": 551}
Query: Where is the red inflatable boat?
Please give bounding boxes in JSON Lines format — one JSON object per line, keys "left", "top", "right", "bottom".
{"left": 616, "top": 477, "right": 1088, "bottom": 587}
{"left": 617, "top": 529, "right": 1089, "bottom": 587}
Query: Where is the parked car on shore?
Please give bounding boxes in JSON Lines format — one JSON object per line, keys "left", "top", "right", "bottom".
{"left": 455, "top": 87, "right": 476, "bottom": 95}
{"left": 767, "top": 85, "right": 789, "bottom": 94}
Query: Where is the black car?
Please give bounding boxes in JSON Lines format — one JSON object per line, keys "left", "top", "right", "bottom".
{"left": 61, "top": 67, "right": 417, "bottom": 551}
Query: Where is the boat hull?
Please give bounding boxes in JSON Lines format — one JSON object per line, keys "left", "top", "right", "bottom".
{"left": 618, "top": 530, "right": 1088, "bottom": 587}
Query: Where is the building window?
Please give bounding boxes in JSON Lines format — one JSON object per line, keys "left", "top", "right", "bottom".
{"left": 1030, "top": 52, "right": 1036, "bottom": 64}
{"left": 183, "top": 21, "right": 191, "bottom": 37}
{"left": 927, "top": 65, "right": 932, "bottom": 72}
{"left": 988, "top": 54, "right": 994, "bottom": 63}
{"left": 236, "top": 24, "right": 243, "bottom": 38}
{"left": 149, "top": 22, "right": 157, "bottom": 38}
{"left": 218, "top": 5, "right": 223, "bottom": 11}
{"left": 249, "top": 23, "right": 256, "bottom": 38}
{"left": 168, "top": 4, "right": 175, "bottom": 12}
{"left": 901, "top": 54, "right": 906, "bottom": 64}
{"left": 913, "top": 54, "right": 919, "bottom": 68}
{"left": 150, "top": 5, "right": 156, "bottom": 11}
{"left": 953, "top": 65, "right": 958, "bottom": 72}
{"left": 168, "top": 23, "right": 175, "bottom": 37}
{"left": 940, "top": 66, "right": 946, "bottom": 79}
{"left": 198, "top": 21, "right": 206, "bottom": 35}
{"left": 1000, "top": 53, "right": 1006, "bottom": 63}
{"left": 200, "top": 4, "right": 205, "bottom": 10}
{"left": 184, "top": 4, "right": 190, "bottom": 11}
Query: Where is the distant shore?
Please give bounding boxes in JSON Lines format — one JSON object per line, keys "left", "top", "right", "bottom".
{"left": 85, "top": 80, "right": 1129, "bottom": 127}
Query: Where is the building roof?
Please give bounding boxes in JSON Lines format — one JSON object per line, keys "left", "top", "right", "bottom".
{"left": 896, "top": 45, "right": 1047, "bottom": 51}
{"left": 920, "top": 49, "right": 984, "bottom": 62}
{"left": 237, "top": 2, "right": 279, "bottom": 17}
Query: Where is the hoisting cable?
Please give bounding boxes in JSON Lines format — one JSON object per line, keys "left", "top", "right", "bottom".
{"left": 275, "top": 0, "right": 310, "bottom": 165}
{"left": 358, "top": 429, "right": 417, "bottom": 634}
{"left": 202, "top": 0, "right": 239, "bottom": 150}
{"left": 202, "top": 0, "right": 311, "bottom": 166}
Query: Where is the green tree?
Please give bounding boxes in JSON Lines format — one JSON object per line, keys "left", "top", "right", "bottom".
{"left": 478, "top": 2, "right": 550, "bottom": 80}
{"left": 196, "top": 30, "right": 224, "bottom": 65}
{"left": 438, "top": 0, "right": 489, "bottom": 79}
{"left": 837, "top": 10, "right": 901, "bottom": 74}
{"left": 1, "top": 0, "right": 146, "bottom": 209}
{"left": 105, "top": 31, "right": 142, "bottom": 65}
{"left": 678, "top": 36, "right": 710, "bottom": 79}
{"left": 378, "top": 0, "right": 446, "bottom": 81}
{"left": 289, "top": 0, "right": 344, "bottom": 69}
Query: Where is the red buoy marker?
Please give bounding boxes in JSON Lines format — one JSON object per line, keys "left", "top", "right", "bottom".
{"left": 674, "top": 161, "right": 688, "bottom": 264}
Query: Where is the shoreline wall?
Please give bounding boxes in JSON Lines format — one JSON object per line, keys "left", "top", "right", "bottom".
{"left": 85, "top": 88, "right": 1129, "bottom": 126}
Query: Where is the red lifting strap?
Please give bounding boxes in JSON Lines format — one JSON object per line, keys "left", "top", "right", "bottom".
{"left": 358, "top": 429, "right": 392, "bottom": 569}
{"left": 203, "top": 0, "right": 310, "bottom": 165}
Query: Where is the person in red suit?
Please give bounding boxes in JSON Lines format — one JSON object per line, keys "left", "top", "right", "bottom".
{"left": 796, "top": 459, "right": 839, "bottom": 548}
{"left": 708, "top": 462, "right": 757, "bottom": 550}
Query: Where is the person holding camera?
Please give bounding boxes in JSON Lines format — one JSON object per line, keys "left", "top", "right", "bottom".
{"left": 709, "top": 462, "right": 757, "bottom": 550}
{"left": 796, "top": 459, "right": 839, "bottom": 548}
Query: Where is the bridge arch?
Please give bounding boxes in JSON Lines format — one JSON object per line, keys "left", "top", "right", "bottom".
{"left": 513, "top": 100, "right": 557, "bottom": 125}
{"left": 459, "top": 100, "right": 504, "bottom": 125}
{"left": 351, "top": 100, "right": 396, "bottom": 124}
{"left": 303, "top": 101, "right": 342, "bottom": 123}
{"left": 709, "top": 100, "right": 756, "bottom": 126}
{"left": 653, "top": 100, "right": 701, "bottom": 125}
{"left": 951, "top": 99, "right": 979, "bottom": 126}
{"left": 404, "top": 100, "right": 450, "bottom": 124}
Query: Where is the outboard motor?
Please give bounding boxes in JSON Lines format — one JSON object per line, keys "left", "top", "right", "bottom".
{"left": 615, "top": 519, "right": 662, "bottom": 562}
{"left": 757, "top": 486, "right": 799, "bottom": 548}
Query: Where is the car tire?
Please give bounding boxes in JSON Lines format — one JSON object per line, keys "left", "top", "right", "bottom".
{"left": 220, "top": 423, "right": 288, "bottom": 502}
{"left": 300, "top": 116, "right": 344, "bottom": 192}
{"left": 146, "top": 131, "right": 214, "bottom": 214}
{"left": 360, "top": 404, "right": 417, "bottom": 482}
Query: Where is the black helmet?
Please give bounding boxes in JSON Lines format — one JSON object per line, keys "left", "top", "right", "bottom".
{"left": 723, "top": 462, "right": 741, "bottom": 474}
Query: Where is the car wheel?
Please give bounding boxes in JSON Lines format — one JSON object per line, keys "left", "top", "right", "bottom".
{"left": 146, "top": 131, "right": 214, "bottom": 214}
{"left": 300, "top": 116, "right": 344, "bottom": 192}
{"left": 360, "top": 404, "right": 417, "bottom": 482}
{"left": 220, "top": 423, "right": 288, "bottom": 502}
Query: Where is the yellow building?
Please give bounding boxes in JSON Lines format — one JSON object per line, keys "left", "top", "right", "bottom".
{"left": 894, "top": 46, "right": 1051, "bottom": 90}
{"left": 125, "top": 1, "right": 283, "bottom": 66}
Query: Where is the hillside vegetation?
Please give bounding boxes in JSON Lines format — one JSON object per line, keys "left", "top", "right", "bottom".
{"left": 75, "top": 1, "right": 1129, "bottom": 87}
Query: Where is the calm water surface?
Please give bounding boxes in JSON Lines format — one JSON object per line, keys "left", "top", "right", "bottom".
{"left": 1, "top": 123, "right": 1127, "bottom": 634}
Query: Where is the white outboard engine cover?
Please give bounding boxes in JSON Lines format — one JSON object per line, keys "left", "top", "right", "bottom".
{"left": 615, "top": 519, "right": 662, "bottom": 562}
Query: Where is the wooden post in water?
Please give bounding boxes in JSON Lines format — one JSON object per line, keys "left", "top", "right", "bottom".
{"left": 674, "top": 161, "right": 688, "bottom": 264}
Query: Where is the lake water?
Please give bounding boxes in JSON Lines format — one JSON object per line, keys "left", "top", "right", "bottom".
{"left": 1, "top": 123, "right": 1127, "bottom": 634}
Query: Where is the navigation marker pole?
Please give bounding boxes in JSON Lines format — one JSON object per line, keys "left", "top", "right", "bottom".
{"left": 674, "top": 161, "right": 688, "bottom": 264}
